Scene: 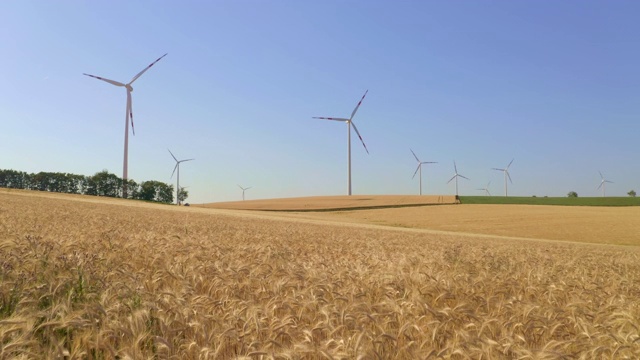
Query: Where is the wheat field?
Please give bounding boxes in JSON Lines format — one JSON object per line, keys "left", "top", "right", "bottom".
{"left": 1, "top": 190, "right": 639, "bottom": 359}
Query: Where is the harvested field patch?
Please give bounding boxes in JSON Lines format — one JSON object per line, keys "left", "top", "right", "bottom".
{"left": 1, "top": 190, "right": 639, "bottom": 358}
{"left": 198, "top": 195, "right": 457, "bottom": 211}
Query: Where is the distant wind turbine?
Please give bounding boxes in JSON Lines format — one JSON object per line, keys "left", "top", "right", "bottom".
{"left": 492, "top": 159, "right": 514, "bottom": 197}
{"left": 447, "top": 161, "right": 469, "bottom": 197}
{"left": 238, "top": 185, "right": 252, "bottom": 201}
{"left": 313, "top": 90, "right": 370, "bottom": 196}
{"left": 597, "top": 171, "right": 613, "bottom": 197}
{"left": 410, "top": 149, "right": 437, "bottom": 196}
{"left": 476, "top": 181, "right": 491, "bottom": 196}
{"left": 168, "top": 149, "right": 194, "bottom": 205}
{"left": 84, "top": 53, "right": 167, "bottom": 198}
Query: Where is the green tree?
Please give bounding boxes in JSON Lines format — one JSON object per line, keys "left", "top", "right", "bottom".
{"left": 177, "top": 187, "right": 189, "bottom": 204}
{"left": 628, "top": 190, "right": 636, "bottom": 197}
{"left": 567, "top": 191, "right": 578, "bottom": 198}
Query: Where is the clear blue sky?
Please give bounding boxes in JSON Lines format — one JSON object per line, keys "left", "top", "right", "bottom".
{"left": 1, "top": 1, "right": 638, "bottom": 203}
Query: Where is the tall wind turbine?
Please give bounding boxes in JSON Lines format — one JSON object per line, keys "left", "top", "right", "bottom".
{"left": 238, "top": 185, "right": 252, "bottom": 201}
{"left": 447, "top": 161, "right": 469, "bottom": 197}
{"left": 84, "top": 53, "right": 168, "bottom": 198}
{"left": 168, "top": 149, "right": 194, "bottom": 205}
{"left": 597, "top": 171, "right": 613, "bottom": 197}
{"left": 492, "top": 159, "right": 514, "bottom": 197}
{"left": 313, "top": 90, "right": 370, "bottom": 196}
{"left": 476, "top": 181, "right": 491, "bottom": 196}
{"left": 410, "top": 149, "right": 437, "bottom": 196}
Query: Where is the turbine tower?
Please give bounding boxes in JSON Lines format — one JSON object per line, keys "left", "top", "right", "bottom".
{"left": 238, "top": 185, "right": 252, "bottom": 201}
{"left": 168, "top": 149, "right": 194, "bottom": 205}
{"left": 84, "top": 53, "right": 168, "bottom": 198}
{"left": 410, "top": 148, "right": 437, "bottom": 195}
{"left": 492, "top": 159, "right": 514, "bottom": 197}
{"left": 597, "top": 171, "right": 613, "bottom": 197}
{"left": 447, "top": 161, "right": 469, "bottom": 197}
{"left": 313, "top": 90, "right": 369, "bottom": 196}
{"left": 476, "top": 181, "right": 491, "bottom": 196}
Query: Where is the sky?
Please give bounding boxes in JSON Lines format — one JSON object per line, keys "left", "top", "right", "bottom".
{"left": 1, "top": 1, "right": 639, "bottom": 203}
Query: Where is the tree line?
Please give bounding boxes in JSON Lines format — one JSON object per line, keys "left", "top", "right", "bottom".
{"left": 0, "top": 169, "right": 176, "bottom": 203}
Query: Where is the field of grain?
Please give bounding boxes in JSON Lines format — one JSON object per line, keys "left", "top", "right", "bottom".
{"left": 1, "top": 190, "right": 640, "bottom": 358}
{"left": 280, "top": 204, "right": 640, "bottom": 246}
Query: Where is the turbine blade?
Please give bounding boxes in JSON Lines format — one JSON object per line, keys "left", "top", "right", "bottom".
{"left": 599, "top": 171, "right": 604, "bottom": 179}
{"left": 350, "top": 121, "right": 369, "bottom": 154}
{"left": 423, "top": 161, "right": 437, "bottom": 165}
{"left": 507, "top": 158, "right": 514, "bottom": 169}
{"left": 459, "top": 174, "right": 470, "bottom": 180}
{"left": 410, "top": 148, "right": 420, "bottom": 162}
{"left": 171, "top": 163, "right": 178, "bottom": 179}
{"left": 507, "top": 171, "right": 513, "bottom": 183}
{"left": 349, "top": 90, "right": 368, "bottom": 120}
{"left": 129, "top": 53, "right": 168, "bottom": 84}
{"left": 180, "top": 158, "right": 195, "bottom": 163}
{"left": 597, "top": 182, "right": 603, "bottom": 190}
{"left": 454, "top": 161, "right": 458, "bottom": 174}
{"left": 447, "top": 175, "right": 456, "bottom": 184}
{"left": 487, "top": 190, "right": 491, "bottom": 196}
{"left": 168, "top": 149, "right": 178, "bottom": 162}
{"left": 246, "top": 187, "right": 252, "bottom": 190}
{"left": 83, "top": 73, "right": 126, "bottom": 87}
{"left": 312, "top": 117, "right": 349, "bottom": 122}
{"left": 412, "top": 164, "right": 420, "bottom": 179}
{"left": 127, "top": 90, "right": 135, "bottom": 136}
{"left": 492, "top": 168, "right": 504, "bottom": 171}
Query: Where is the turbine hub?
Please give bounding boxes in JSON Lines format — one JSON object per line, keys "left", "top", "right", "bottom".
{"left": 126, "top": 84, "right": 133, "bottom": 92}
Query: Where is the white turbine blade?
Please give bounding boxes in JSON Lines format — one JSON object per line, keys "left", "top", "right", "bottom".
{"left": 351, "top": 121, "right": 369, "bottom": 154}
{"left": 349, "top": 90, "right": 368, "bottom": 120}
{"left": 129, "top": 53, "right": 168, "bottom": 84}
{"left": 179, "top": 158, "right": 195, "bottom": 163}
{"left": 507, "top": 158, "right": 514, "bottom": 169}
{"left": 447, "top": 175, "right": 457, "bottom": 184}
{"left": 454, "top": 161, "right": 458, "bottom": 174}
{"left": 459, "top": 174, "right": 470, "bottom": 180}
{"left": 246, "top": 187, "right": 252, "bottom": 190}
{"left": 487, "top": 189, "right": 491, "bottom": 196}
{"left": 168, "top": 149, "right": 178, "bottom": 162}
{"left": 238, "top": 185, "right": 243, "bottom": 190}
{"left": 605, "top": 180, "right": 613, "bottom": 184}
{"left": 171, "top": 163, "right": 178, "bottom": 179}
{"left": 83, "top": 73, "right": 126, "bottom": 87}
{"left": 127, "top": 90, "right": 135, "bottom": 135}
{"left": 507, "top": 171, "right": 513, "bottom": 183}
{"left": 492, "top": 167, "right": 504, "bottom": 171}
{"left": 312, "top": 117, "right": 349, "bottom": 122}
{"left": 599, "top": 171, "right": 604, "bottom": 179}
{"left": 423, "top": 161, "right": 437, "bottom": 165}
{"left": 412, "top": 164, "right": 420, "bottom": 179}
{"left": 410, "top": 148, "right": 420, "bottom": 162}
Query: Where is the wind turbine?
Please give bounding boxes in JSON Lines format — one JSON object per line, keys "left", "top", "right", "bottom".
{"left": 410, "top": 149, "right": 437, "bottom": 196}
{"left": 168, "top": 149, "right": 194, "bottom": 205}
{"left": 492, "top": 159, "right": 514, "bottom": 197}
{"left": 238, "top": 185, "right": 252, "bottom": 201}
{"left": 84, "top": 53, "right": 168, "bottom": 198}
{"left": 447, "top": 161, "right": 469, "bottom": 197}
{"left": 313, "top": 90, "right": 370, "bottom": 196}
{"left": 597, "top": 171, "right": 613, "bottom": 197}
{"left": 476, "top": 181, "right": 491, "bottom": 196}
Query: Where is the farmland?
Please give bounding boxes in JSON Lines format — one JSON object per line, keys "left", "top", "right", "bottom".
{"left": 459, "top": 196, "right": 640, "bottom": 207}
{"left": 1, "top": 189, "right": 640, "bottom": 358}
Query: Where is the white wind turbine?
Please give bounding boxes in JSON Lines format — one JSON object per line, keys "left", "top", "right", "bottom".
{"left": 410, "top": 149, "right": 437, "bottom": 196}
{"left": 447, "top": 161, "right": 470, "bottom": 197}
{"left": 313, "top": 90, "right": 370, "bottom": 196}
{"left": 168, "top": 149, "right": 194, "bottom": 205}
{"left": 597, "top": 171, "right": 613, "bottom": 197}
{"left": 492, "top": 159, "right": 514, "bottom": 197}
{"left": 84, "top": 53, "right": 168, "bottom": 198}
{"left": 238, "top": 185, "right": 252, "bottom": 201}
{"left": 476, "top": 181, "right": 491, "bottom": 196}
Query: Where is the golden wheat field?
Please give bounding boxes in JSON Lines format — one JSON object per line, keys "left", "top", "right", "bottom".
{"left": 1, "top": 190, "right": 640, "bottom": 359}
